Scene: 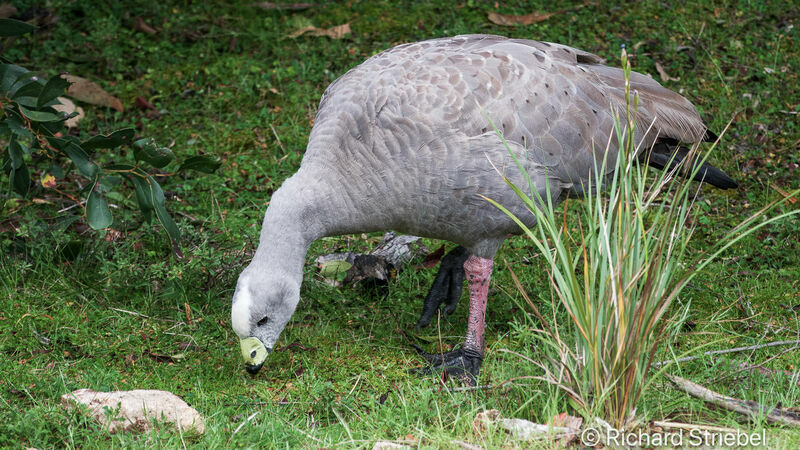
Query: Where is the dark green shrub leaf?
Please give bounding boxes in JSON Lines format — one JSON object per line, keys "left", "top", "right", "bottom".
{"left": 0, "top": 64, "right": 27, "bottom": 93}
{"left": 12, "top": 79, "right": 43, "bottom": 100}
{"left": 9, "top": 160, "right": 29, "bottom": 195}
{"left": 63, "top": 143, "right": 98, "bottom": 177}
{"left": 153, "top": 197, "right": 181, "bottom": 246}
{"left": 86, "top": 176, "right": 113, "bottom": 230}
{"left": 82, "top": 128, "right": 135, "bottom": 150}
{"left": 4, "top": 115, "right": 32, "bottom": 139}
{"left": 18, "top": 104, "right": 62, "bottom": 122}
{"left": 37, "top": 76, "right": 70, "bottom": 108}
{"left": 0, "top": 18, "right": 37, "bottom": 37}
{"left": 133, "top": 138, "right": 175, "bottom": 168}
{"left": 105, "top": 163, "right": 135, "bottom": 171}
{"left": 131, "top": 175, "right": 154, "bottom": 223}
{"left": 8, "top": 139, "right": 24, "bottom": 169}
{"left": 177, "top": 155, "right": 221, "bottom": 174}
{"left": 46, "top": 135, "right": 78, "bottom": 151}
{"left": 131, "top": 174, "right": 180, "bottom": 246}
{"left": 9, "top": 71, "right": 40, "bottom": 95}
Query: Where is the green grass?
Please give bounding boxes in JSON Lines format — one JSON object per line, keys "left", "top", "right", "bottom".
{"left": 2, "top": 0, "right": 799, "bottom": 447}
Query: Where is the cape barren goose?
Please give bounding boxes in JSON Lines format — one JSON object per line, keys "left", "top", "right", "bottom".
{"left": 231, "top": 34, "right": 737, "bottom": 382}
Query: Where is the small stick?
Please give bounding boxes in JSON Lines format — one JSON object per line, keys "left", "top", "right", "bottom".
{"left": 346, "top": 374, "right": 362, "bottom": 397}
{"left": 446, "top": 384, "right": 494, "bottom": 392}
{"left": 270, "top": 124, "right": 285, "bottom": 152}
{"left": 177, "top": 421, "right": 187, "bottom": 450}
{"left": 109, "top": 307, "right": 179, "bottom": 323}
{"left": 654, "top": 339, "right": 800, "bottom": 367}
{"left": 667, "top": 374, "right": 800, "bottom": 426}
{"left": 451, "top": 439, "right": 484, "bottom": 450}
{"left": 232, "top": 411, "right": 261, "bottom": 435}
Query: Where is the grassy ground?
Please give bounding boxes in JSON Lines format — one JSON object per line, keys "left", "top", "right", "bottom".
{"left": 1, "top": 0, "right": 799, "bottom": 447}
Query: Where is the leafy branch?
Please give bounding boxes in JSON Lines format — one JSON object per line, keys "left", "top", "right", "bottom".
{"left": 0, "top": 18, "right": 220, "bottom": 253}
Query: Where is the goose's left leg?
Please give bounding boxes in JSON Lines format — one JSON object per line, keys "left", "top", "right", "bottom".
{"left": 416, "top": 246, "right": 469, "bottom": 328}
{"left": 415, "top": 255, "right": 493, "bottom": 384}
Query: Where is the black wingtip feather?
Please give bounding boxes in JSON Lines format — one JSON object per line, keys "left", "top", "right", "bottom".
{"left": 641, "top": 142, "right": 738, "bottom": 190}
{"left": 703, "top": 129, "right": 719, "bottom": 142}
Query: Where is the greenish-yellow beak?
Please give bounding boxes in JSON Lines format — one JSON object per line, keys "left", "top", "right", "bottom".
{"left": 240, "top": 337, "right": 269, "bottom": 375}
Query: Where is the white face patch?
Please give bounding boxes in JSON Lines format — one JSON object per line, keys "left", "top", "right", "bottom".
{"left": 231, "top": 282, "right": 253, "bottom": 338}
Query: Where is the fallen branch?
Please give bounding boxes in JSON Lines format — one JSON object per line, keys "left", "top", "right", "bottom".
{"left": 654, "top": 339, "right": 800, "bottom": 367}
{"left": 666, "top": 374, "right": 800, "bottom": 427}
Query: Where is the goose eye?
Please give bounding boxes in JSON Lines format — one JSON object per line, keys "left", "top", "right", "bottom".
{"left": 257, "top": 316, "right": 270, "bottom": 327}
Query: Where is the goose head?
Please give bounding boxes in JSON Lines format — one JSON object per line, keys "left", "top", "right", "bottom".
{"left": 231, "top": 268, "right": 300, "bottom": 374}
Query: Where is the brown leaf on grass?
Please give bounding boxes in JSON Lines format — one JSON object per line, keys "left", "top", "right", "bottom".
{"left": 253, "top": 1, "right": 314, "bottom": 10}
{"left": 488, "top": 1, "right": 590, "bottom": 26}
{"left": 487, "top": 10, "right": 558, "bottom": 26}
{"left": 770, "top": 184, "right": 798, "bottom": 204}
{"left": 288, "top": 23, "right": 350, "bottom": 39}
{"left": 134, "top": 96, "right": 162, "bottom": 119}
{"left": 418, "top": 244, "right": 445, "bottom": 269}
{"left": 132, "top": 16, "right": 158, "bottom": 35}
{"left": 50, "top": 97, "right": 85, "bottom": 128}
{"left": 655, "top": 62, "right": 680, "bottom": 82}
{"left": 61, "top": 75, "right": 124, "bottom": 112}
{"left": 0, "top": 3, "right": 18, "bottom": 18}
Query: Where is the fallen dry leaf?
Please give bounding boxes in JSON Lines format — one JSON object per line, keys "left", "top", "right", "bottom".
{"left": 488, "top": 1, "right": 590, "bottom": 26}
{"left": 61, "top": 75, "right": 124, "bottom": 112}
{"left": 418, "top": 244, "right": 445, "bottom": 268}
{"left": 253, "top": 1, "right": 314, "bottom": 10}
{"left": 40, "top": 173, "right": 56, "bottom": 189}
{"left": 488, "top": 10, "right": 558, "bottom": 26}
{"left": 134, "top": 96, "right": 162, "bottom": 118}
{"left": 655, "top": 62, "right": 680, "bottom": 82}
{"left": 50, "top": 97, "right": 85, "bottom": 128}
{"left": 132, "top": 16, "right": 158, "bottom": 35}
{"left": 0, "top": 2, "right": 17, "bottom": 18}
{"left": 288, "top": 23, "right": 350, "bottom": 39}
{"left": 770, "top": 183, "right": 798, "bottom": 204}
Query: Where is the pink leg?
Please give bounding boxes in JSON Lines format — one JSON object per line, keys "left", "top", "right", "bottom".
{"left": 463, "top": 255, "right": 494, "bottom": 356}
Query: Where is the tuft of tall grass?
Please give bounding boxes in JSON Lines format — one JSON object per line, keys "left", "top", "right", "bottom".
{"left": 485, "top": 49, "right": 799, "bottom": 429}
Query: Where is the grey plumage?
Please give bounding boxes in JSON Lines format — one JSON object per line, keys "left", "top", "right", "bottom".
{"left": 231, "top": 35, "right": 736, "bottom": 374}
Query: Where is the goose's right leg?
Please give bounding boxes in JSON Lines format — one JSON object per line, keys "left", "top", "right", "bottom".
{"left": 414, "top": 254, "right": 493, "bottom": 385}
{"left": 416, "top": 246, "right": 469, "bottom": 328}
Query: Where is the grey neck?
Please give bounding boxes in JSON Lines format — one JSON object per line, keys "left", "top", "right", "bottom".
{"left": 249, "top": 168, "right": 326, "bottom": 280}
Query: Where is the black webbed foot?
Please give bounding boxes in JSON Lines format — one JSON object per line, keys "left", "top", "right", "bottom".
{"left": 416, "top": 246, "right": 470, "bottom": 329}
{"left": 411, "top": 345, "right": 483, "bottom": 385}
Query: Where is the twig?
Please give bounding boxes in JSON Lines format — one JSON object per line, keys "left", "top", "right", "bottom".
{"left": 110, "top": 307, "right": 181, "bottom": 323}
{"left": 446, "top": 384, "right": 495, "bottom": 392}
{"left": 346, "top": 374, "right": 362, "bottom": 397}
{"left": 177, "top": 421, "right": 187, "bottom": 450}
{"left": 451, "top": 439, "right": 484, "bottom": 450}
{"left": 57, "top": 200, "right": 85, "bottom": 213}
{"left": 232, "top": 411, "right": 261, "bottom": 436}
{"left": 653, "top": 421, "right": 737, "bottom": 433}
{"left": 666, "top": 374, "right": 800, "bottom": 426}
{"left": 270, "top": 123, "right": 285, "bottom": 152}
{"left": 654, "top": 339, "right": 800, "bottom": 367}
